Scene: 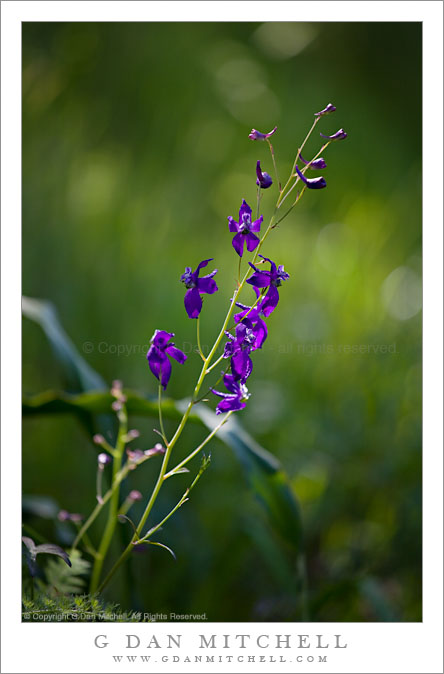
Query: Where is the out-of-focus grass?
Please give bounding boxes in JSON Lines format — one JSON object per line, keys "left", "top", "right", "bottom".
{"left": 22, "top": 22, "right": 421, "bottom": 621}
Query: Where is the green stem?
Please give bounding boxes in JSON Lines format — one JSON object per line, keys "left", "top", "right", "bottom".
{"left": 267, "top": 139, "right": 281, "bottom": 192}
{"left": 277, "top": 117, "right": 320, "bottom": 208}
{"left": 137, "top": 491, "right": 189, "bottom": 543}
{"left": 90, "top": 407, "right": 127, "bottom": 593}
{"left": 196, "top": 315, "right": 206, "bottom": 361}
{"left": 164, "top": 412, "right": 233, "bottom": 479}
{"left": 158, "top": 385, "right": 168, "bottom": 446}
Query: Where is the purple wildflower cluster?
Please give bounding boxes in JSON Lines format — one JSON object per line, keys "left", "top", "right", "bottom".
{"left": 146, "top": 104, "right": 347, "bottom": 416}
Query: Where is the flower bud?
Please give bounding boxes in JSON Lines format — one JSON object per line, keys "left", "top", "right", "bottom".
{"left": 126, "top": 429, "right": 140, "bottom": 441}
{"left": 248, "top": 126, "right": 277, "bottom": 141}
{"left": 299, "top": 153, "right": 327, "bottom": 170}
{"left": 295, "top": 166, "right": 327, "bottom": 189}
{"left": 256, "top": 161, "right": 273, "bottom": 189}
{"left": 315, "top": 103, "right": 336, "bottom": 117}
{"left": 58, "top": 509, "right": 71, "bottom": 522}
{"left": 93, "top": 433, "right": 105, "bottom": 445}
{"left": 129, "top": 490, "right": 143, "bottom": 502}
{"left": 98, "top": 452, "right": 112, "bottom": 466}
{"left": 144, "top": 443, "right": 166, "bottom": 458}
{"left": 320, "top": 128, "right": 347, "bottom": 141}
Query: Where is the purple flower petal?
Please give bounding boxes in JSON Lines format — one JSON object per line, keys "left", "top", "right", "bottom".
{"left": 165, "top": 344, "right": 187, "bottom": 364}
{"left": 247, "top": 269, "right": 272, "bottom": 288}
{"left": 258, "top": 255, "right": 277, "bottom": 275}
{"left": 159, "top": 356, "right": 172, "bottom": 390}
{"left": 248, "top": 126, "right": 277, "bottom": 141}
{"left": 184, "top": 287, "right": 202, "bottom": 319}
{"left": 228, "top": 216, "right": 239, "bottom": 233}
{"left": 250, "top": 215, "right": 263, "bottom": 233}
{"left": 147, "top": 345, "right": 167, "bottom": 383}
{"left": 238, "top": 199, "right": 252, "bottom": 224}
{"left": 215, "top": 397, "right": 246, "bottom": 414}
{"left": 320, "top": 128, "right": 347, "bottom": 141}
{"left": 232, "top": 232, "right": 246, "bottom": 257}
{"left": 315, "top": 103, "right": 336, "bottom": 117}
{"left": 261, "top": 285, "right": 280, "bottom": 317}
{"left": 246, "top": 232, "right": 260, "bottom": 253}
{"left": 152, "top": 330, "right": 174, "bottom": 348}
{"left": 231, "top": 351, "right": 253, "bottom": 381}
{"left": 253, "top": 317, "right": 268, "bottom": 349}
{"left": 196, "top": 258, "right": 213, "bottom": 273}
{"left": 256, "top": 161, "right": 273, "bottom": 189}
{"left": 299, "top": 153, "right": 327, "bottom": 170}
{"left": 223, "top": 373, "right": 239, "bottom": 394}
{"left": 197, "top": 274, "right": 218, "bottom": 294}
{"left": 295, "top": 166, "right": 327, "bottom": 189}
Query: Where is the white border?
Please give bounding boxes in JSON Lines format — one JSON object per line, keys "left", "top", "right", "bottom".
{"left": 2, "top": 3, "right": 443, "bottom": 673}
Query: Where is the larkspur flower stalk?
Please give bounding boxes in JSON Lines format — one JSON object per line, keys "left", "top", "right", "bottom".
{"left": 73, "top": 105, "right": 347, "bottom": 595}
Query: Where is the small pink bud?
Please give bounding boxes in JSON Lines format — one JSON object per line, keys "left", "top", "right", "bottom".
{"left": 129, "top": 490, "right": 143, "bottom": 502}
{"left": 98, "top": 452, "right": 112, "bottom": 465}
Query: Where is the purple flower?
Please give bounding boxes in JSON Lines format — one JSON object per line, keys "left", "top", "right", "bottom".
{"left": 247, "top": 255, "right": 290, "bottom": 317}
{"left": 223, "top": 323, "right": 255, "bottom": 382}
{"left": 146, "top": 330, "right": 187, "bottom": 390}
{"left": 180, "top": 259, "right": 218, "bottom": 319}
{"left": 234, "top": 288, "right": 268, "bottom": 350}
{"left": 228, "top": 200, "right": 263, "bottom": 258}
{"left": 295, "top": 165, "right": 327, "bottom": 190}
{"left": 320, "top": 128, "right": 347, "bottom": 141}
{"left": 256, "top": 161, "right": 273, "bottom": 189}
{"left": 211, "top": 373, "right": 250, "bottom": 415}
{"left": 299, "top": 153, "right": 327, "bottom": 170}
{"left": 315, "top": 103, "right": 336, "bottom": 117}
{"left": 249, "top": 126, "right": 277, "bottom": 141}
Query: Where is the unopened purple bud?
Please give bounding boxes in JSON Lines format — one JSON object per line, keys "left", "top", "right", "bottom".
{"left": 112, "top": 400, "right": 122, "bottom": 412}
{"left": 129, "top": 490, "right": 143, "bottom": 502}
{"left": 126, "top": 448, "right": 145, "bottom": 462}
{"left": 320, "top": 128, "right": 347, "bottom": 142}
{"left": 248, "top": 126, "right": 277, "bottom": 141}
{"left": 126, "top": 429, "right": 140, "bottom": 441}
{"left": 256, "top": 161, "right": 273, "bottom": 189}
{"left": 111, "top": 379, "right": 123, "bottom": 392}
{"left": 299, "top": 153, "right": 327, "bottom": 170}
{"left": 144, "top": 443, "right": 166, "bottom": 458}
{"left": 98, "top": 452, "right": 112, "bottom": 465}
{"left": 315, "top": 103, "right": 336, "bottom": 117}
{"left": 58, "top": 509, "right": 70, "bottom": 522}
{"left": 93, "top": 434, "right": 105, "bottom": 445}
{"left": 295, "top": 166, "right": 327, "bottom": 190}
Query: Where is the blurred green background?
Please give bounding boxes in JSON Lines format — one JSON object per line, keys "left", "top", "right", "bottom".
{"left": 22, "top": 22, "right": 422, "bottom": 621}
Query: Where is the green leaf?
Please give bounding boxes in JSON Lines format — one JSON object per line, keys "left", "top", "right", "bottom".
{"left": 22, "top": 297, "right": 106, "bottom": 392}
{"left": 23, "top": 389, "right": 202, "bottom": 424}
{"left": 34, "top": 543, "right": 72, "bottom": 567}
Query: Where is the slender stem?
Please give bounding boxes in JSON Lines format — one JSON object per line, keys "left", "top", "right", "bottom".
{"left": 205, "top": 352, "right": 225, "bottom": 375}
{"left": 90, "top": 407, "right": 127, "bottom": 593}
{"left": 256, "top": 185, "right": 261, "bottom": 219}
{"left": 277, "top": 117, "right": 320, "bottom": 208}
{"left": 237, "top": 255, "right": 242, "bottom": 285}
{"left": 164, "top": 412, "right": 233, "bottom": 479}
{"left": 196, "top": 315, "right": 206, "bottom": 361}
{"left": 267, "top": 140, "right": 281, "bottom": 192}
{"left": 96, "top": 466, "right": 104, "bottom": 504}
{"left": 137, "top": 491, "right": 189, "bottom": 543}
{"left": 158, "top": 385, "right": 168, "bottom": 446}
